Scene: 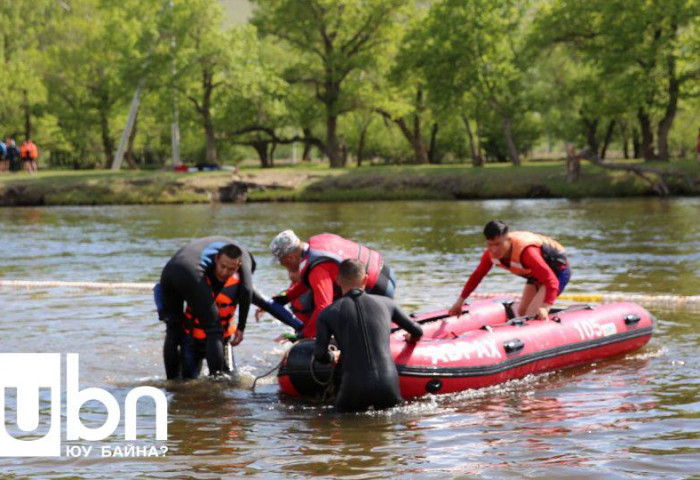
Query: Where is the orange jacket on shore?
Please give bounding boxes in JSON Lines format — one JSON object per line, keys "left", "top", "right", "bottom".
{"left": 20, "top": 141, "right": 38, "bottom": 159}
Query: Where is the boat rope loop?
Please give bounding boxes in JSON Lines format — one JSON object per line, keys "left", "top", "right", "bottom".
{"left": 1, "top": 280, "right": 699, "bottom": 306}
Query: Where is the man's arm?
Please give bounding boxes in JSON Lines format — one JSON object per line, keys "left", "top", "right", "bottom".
{"left": 450, "top": 249, "right": 492, "bottom": 315}
{"left": 252, "top": 288, "right": 304, "bottom": 331}
{"left": 235, "top": 250, "right": 255, "bottom": 332}
{"left": 302, "top": 263, "right": 338, "bottom": 338}
{"left": 388, "top": 300, "right": 424, "bottom": 339}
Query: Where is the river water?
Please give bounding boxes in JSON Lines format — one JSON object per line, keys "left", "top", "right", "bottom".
{"left": 1, "top": 199, "right": 699, "bottom": 478}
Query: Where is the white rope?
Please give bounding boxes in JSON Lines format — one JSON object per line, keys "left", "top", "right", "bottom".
{"left": 1, "top": 280, "right": 699, "bottom": 306}
{"left": 0, "top": 280, "right": 155, "bottom": 292}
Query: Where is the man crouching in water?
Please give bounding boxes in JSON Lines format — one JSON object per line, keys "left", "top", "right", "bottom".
{"left": 313, "top": 259, "right": 423, "bottom": 412}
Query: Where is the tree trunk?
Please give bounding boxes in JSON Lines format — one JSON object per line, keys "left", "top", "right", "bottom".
{"left": 357, "top": 124, "right": 367, "bottom": 167}
{"left": 600, "top": 119, "right": 615, "bottom": 160}
{"left": 23, "top": 89, "right": 32, "bottom": 140}
{"left": 100, "top": 105, "right": 114, "bottom": 168}
{"left": 252, "top": 141, "right": 272, "bottom": 168}
{"left": 269, "top": 141, "right": 277, "bottom": 167}
{"left": 619, "top": 118, "right": 630, "bottom": 159}
{"left": 582, "top": 117, "right": 599, "bottom": 155}
{"left": 125, "top": 111, "right": 139, "bottom": 169}
{"left": 632, "top": 127, "right": 641, "bottom": 159}
{"left": 326, "top": 112, "right": 342, "bottom": 168}
{"left": 657, "top": 56, "right": 679, "bottom": 162}
{"left": 428, "top": 123, "right": 439, "bottom": 164}
{"left": 302, "top": 128, "right": 313, "bottom": 161}
{"left": 565, "top": 143, "right": 581, "bottom": 183}
{"left": 201, "top": 68, "right": 218, "bottom": 164}
{"left": 204, "top": 117, "right": 217, "bottom": 164}
{"left": 462, "top": 115, "right": 484, "bottom": 167}
{"left": 501, "top": 116, "right": 520, "bottom": 165}
{"left": 637, "top": 108, "right": 656, "bottom": 161}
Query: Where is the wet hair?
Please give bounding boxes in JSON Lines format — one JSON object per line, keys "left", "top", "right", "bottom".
{"left": 338, "top": 259, "right": 366, "bottom": 284}
{"left": 483, "top": 220, "right": 509, "bottom": 240}
{"left": 218, "top": 243, "right": 242, "bottom": 260}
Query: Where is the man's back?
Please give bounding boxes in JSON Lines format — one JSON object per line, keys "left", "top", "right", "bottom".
{"left": 315, "top": 289, "right": 423, "bottom": 412}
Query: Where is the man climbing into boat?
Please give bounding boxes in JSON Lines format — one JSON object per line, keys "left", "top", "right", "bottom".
{"left": 449, "top": 220, "right": 571, "bottom": 320}
{"left": 155, "top": 237, "right": 302, "bottom": 379}
{"left": 269, "top": 230, "right": 396, "bottom": 338}
{"left": 313, "top": 259, "right": 423, "bottom": 412}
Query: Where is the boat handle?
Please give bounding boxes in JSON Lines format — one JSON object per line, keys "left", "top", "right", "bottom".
{"left": 504, "top": 339, "right": 525, "bottom": 354}
{"left": 508, "top": 316, "right": 533, "bottom": 326}
{"left": 624, "top": 314, "right": 641, "bottom": 325}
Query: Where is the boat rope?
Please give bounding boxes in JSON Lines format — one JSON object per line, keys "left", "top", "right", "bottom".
{"left": 1, "top": 279, "right": 699, "bottom": 306}
{"left": 470, "top": 292, "right": 700, "bottom": 306}
{"left": 251, "top": 358, "right": 284, "bottom": 391}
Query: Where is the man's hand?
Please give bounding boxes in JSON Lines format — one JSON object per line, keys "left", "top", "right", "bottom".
{"left": 254, "top": 308, "right": 264, "bottom": 322}
{"left": 404, "top": 333, "right": 420, "bottom": 343}
{"left": 330, "top": 349, "right": 341, "bottom": 365}
{"left": 448, "top": 296, "right": 466, "bottom": 317}
{"left": 231, "top": 329, "right": 244, "bottom": 346}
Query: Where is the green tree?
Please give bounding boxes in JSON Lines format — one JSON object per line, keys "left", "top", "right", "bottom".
{"left": 43, "top": 0, "right": 162, "bottom": 167}
{"left": 252, "top": 0, "right": 407, "bottom": 167}
{"left": 535, "top": 0, "right": 700, "bottom": 161}
{"left": 407, "top": 0, "right": 536, "bottom": 166}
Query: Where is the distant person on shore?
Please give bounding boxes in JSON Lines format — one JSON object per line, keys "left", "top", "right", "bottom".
{"left": 313, "top": 259, "right": 423, "bottom": 412}
{"left": 448, "top": 220, "right": 571, "bottom": 320}
{"left": 0, "top": 139, "right": 7, "bottom": 172}
{"left": 20, "top": 139, "right": 38, "bottom": 174}
{"left": 6, "top": 139, "right": 20, "bottom": 172}
{"left": 269, "top": 230, "right": 396, "bottom": 338}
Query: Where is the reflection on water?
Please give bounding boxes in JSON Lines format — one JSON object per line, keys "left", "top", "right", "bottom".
{"left": 1, "top": 199, "right": 700, "bottom": 478}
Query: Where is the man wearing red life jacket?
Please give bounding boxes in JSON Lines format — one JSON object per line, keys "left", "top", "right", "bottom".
{"left": 269, "top": 230, "right": 396, "bottom": 338}
{"left": 449, "top": 220, "right": 571, "bottom": 320}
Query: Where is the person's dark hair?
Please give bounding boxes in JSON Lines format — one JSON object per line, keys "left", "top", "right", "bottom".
{"left": 338, "top": 259, "right": 366, "bottom": 284}
{"left": 218, "top": 243, "right": 242, "bottom": 260}
{"left": 483, "top": 220, "right": 509, "bottom": 240}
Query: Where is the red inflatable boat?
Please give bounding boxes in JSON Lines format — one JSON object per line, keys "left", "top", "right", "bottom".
{"left": 277, "top": 298, "right": 655, "bottom": 399}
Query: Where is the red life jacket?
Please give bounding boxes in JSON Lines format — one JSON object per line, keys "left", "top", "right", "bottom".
{"left": 490, "top": 231, "right": 567, "bottom": 278}
{"left": 185, "top": 273, "right": 240, "bottom": 340}
{"left": 299, "top": 233, "right": 384, "bottom": 289}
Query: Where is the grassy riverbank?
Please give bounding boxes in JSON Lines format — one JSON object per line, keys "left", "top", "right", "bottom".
{"left": 1, "top": 159, "right": 698, "bottom": 206}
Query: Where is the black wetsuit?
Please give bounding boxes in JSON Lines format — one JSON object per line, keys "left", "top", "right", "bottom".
{"left": 314, "top": 289, "right": 423, "bottom": 412}
{"left": 159, "top": 237, "right": 255, "bottom": 379}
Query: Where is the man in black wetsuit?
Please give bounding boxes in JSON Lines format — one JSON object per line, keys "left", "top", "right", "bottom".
{"left": 155, "top": 237, "right": 304, "bottom": 380}
{"left": 156, "top": 238, "right": 254, "bottom": 379}
{"left": 313, "top": 259, "right": 423, "bottom": 412}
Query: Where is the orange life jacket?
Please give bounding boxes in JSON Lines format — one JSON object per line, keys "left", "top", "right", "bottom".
{"left": 490, "top": 231, "right": 567, "bottom": 278}
{"left": 184, "top": 273, "right": 240, "bottom": 340}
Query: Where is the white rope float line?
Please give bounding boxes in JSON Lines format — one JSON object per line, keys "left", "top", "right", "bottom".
{"left": 0, "top": 280, "right": 155, "bottom": 292}
{"left": 1, "top": 280, "right": 699, "bottom": 305}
